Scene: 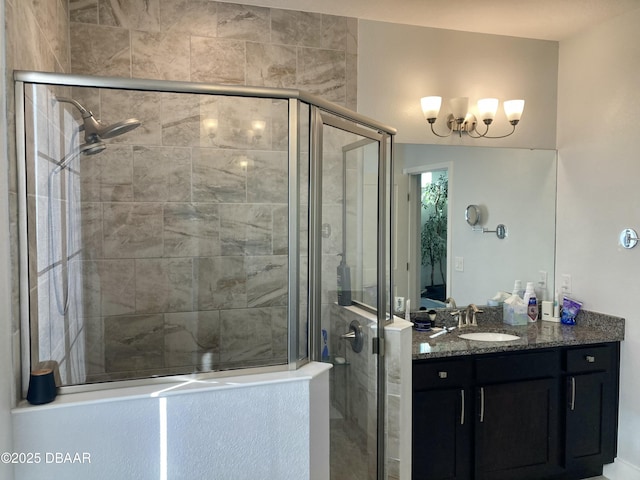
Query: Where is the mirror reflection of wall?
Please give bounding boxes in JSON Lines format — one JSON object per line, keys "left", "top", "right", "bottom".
{"left": 394, "top": 144, "right": 557, "bottom": 309}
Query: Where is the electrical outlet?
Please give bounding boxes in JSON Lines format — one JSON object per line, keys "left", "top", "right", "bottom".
{"left": 394, "top": 296, "right": 405, "bottom": 312}
{"left": 455, "top": 257, "right": 464, "bottom": 272}
{"left": 561, "top": 274, "right": 572, "bottom": 295}
{"left": 538, "top": 270, "right": 547, "bottom": 289}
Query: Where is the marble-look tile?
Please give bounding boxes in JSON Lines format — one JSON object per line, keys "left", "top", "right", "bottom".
{"left": 346, "top": 17, "right": 358, "bottom": 55}
{"left": 297, "top": 48, "right": 346, "bottom": 103}
{"left": 100, "top": 89, "right": 163, "bottom": 146}
{"left": 217, "top": 3, "right": 270, "bottom": 42}
{"left": 84, "top": 315, "right": 105, "bottom": 375}
{"left": 80, "top": 144, "right": 134, "bottom": 202}
{"left": 99, "top": 0, "right": 160, "bottom": 31}
{"left": 102, "top": 203, "right": 164, "bottom": 258}
{"left": 162, "top": 93, "right": 201, "bottom": 146}
{"left": 219, "top": 306, "right": 287, "bottom": 364}
{"left": 271, "top": 205, "right": 288, "bottom": 256}
{"left": 80, "top": 202, "right": 103, "bottom": 259}
{"left": 164, "top": 311, "right": 220, "bottom": 369}
{"left": 271, "top": 9, "right": 322, "bottom": 48}
{"left": 209, "top": 96, "right": 273, "bottom": 150}
{"left": 271, "top": 99, "right": 290, "bottom": 152}
{"left": 190, "top": 36, "right": 245, "bottom": 85}
{"left": 246, "top": 43, "right": 297, "bottom": 89}
{"left": 321, "top": 15, "right": 347, "bottom": 51}
{"left": 159, "top": 0, "right": 217, "bottom": 37}
{"left": 132, "top": 146, "right": 191, "bottom": 201}
{"left": 70, "top": 23, "right": 130, "bottom": 76}
{"left": 219, "top": 204, "right": 273, "bottom": 255}
{"left": 104, "top": 313, "right": 164, "bottom": 372}
{"left": 346, "top": 53, "right": 358, "bottom": 111}
{"left": 163, "top": 203, "right": 221, "bottom": 257}
{"left": 192, "top": 148, "right": 247, "bottom": 203}
{"left": 135, "top": 258, "right": 194, "bottom": 313}
{"left": 132, "top": 30, "right": 190, "bottom": 81}
{"left": 246, "top": 151, "right": 288, "bottom": 204}
{"left": 246, "top": 256, "right": 288, "bottom": 307}
{"left": 81, "top": 259, "right": 136, "bottom": 316}
{"left": 194, "top": 256, "right": 247, "bottom": 310}
{"left": 70, "top": 0, "right": 98, "bottom": 24}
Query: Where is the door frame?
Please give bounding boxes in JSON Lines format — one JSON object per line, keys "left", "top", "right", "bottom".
{"left": 309, "top": 106, "right": 392, "bottom": 480}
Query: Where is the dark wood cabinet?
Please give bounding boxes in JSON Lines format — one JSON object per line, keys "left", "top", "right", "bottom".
{"left": 564, "top": 344, "right": 619, "bottom": 476}
{"left": 475, "top": 378, "right": 561, "bottom": 480}
{"left": 412, "top": 343, "right": 619, "bottom": 480}
{"left": 413, "top": 359, "right": 472, "bottom": 480}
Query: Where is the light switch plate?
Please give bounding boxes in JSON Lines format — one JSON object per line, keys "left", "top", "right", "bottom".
{"left": 455, "top": 257, "right": 464, "bottom": 272}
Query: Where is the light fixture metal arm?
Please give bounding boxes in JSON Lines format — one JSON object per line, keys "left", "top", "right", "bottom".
{"left": 427, "top": 118, "right": 454, "bottom": 138}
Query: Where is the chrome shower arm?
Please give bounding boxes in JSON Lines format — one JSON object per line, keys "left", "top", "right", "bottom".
{"left": 55, "top": 96, "right": 92, "bottom": 118}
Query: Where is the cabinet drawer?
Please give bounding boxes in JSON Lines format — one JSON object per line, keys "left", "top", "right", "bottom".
{"left": 476, "top": 350, "right": 559, "bottom": 383}
{"left": 565, "top": 345, "right": 611, "bottom": 373}
{"left": 413, "top": 359, "right": 472, "bottom": 390}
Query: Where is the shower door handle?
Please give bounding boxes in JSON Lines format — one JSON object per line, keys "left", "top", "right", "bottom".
{"left": 340, "top": 320, "right": 364, "bottom": 353}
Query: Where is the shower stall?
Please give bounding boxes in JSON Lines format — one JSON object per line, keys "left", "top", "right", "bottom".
{"left": 15, "top": 71, "right": 395, "bottom": 479}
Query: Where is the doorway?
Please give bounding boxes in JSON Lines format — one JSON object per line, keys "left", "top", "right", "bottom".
{"left": 419, "top": 169, "right": 449, "bottom": 308}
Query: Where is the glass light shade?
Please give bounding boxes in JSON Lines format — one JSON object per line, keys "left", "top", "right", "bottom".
{"left": 504, "top": 99, "right": 525, "bottom": 122}
{"left": 421, "top": 96, "right": 442, "bottom": 120}
{"left": 449, "top": 97, "right": 469, "bottom": 120}
{"left": 477, "top": 98, "right": 499, "bottom": 121}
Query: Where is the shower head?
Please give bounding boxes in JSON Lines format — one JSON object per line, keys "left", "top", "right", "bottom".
{"left": 55, "top": 96, "right": 141, "bottom": 142}
{"left": 80, "top": 140, "right": 107, "bottom": 155}
{"left": 82, "top": 115, "right": 141, "bottom": 140}
{"left": 53, "top": 139, "right": 107, "bottom": 173}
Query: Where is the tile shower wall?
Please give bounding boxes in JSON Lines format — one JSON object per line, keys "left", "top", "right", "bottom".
{"left": 68, "top": 0, "right": 357, "bottom": 110}
{"left": 53, "top": 88, "right": 291, "bottom": 382}
{"left": 43, "top": 0, "right": 358, "bottom": 382}
{"left": 4, "top": 0, "right": 71, "bottom": 401}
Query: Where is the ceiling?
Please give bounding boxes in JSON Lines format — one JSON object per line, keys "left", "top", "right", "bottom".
{"left": 239, "top": 0, "right": 640, "bottom": 41}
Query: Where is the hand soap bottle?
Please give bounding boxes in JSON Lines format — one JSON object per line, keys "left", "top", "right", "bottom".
{"left": 523, "top": 282, "right": 538, "bottom": 322}
{"left": 337, "top": 254, "right": 352, "bottom": 306}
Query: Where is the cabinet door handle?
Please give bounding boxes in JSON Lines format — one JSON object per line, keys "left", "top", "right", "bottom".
{"left": 585, "top": 355, "right": 595, "bottom": 363}
{"left": 570, "top": 376, "right": 576, "bottom": 411}
{"left": 438, "top": 371, "right": 448, "bottom": 379}
{"left": 479, "top": 387, "right": 485, "bottom": 423}
{"left": 460, "top": 390, "right": 465, "bottom": 425}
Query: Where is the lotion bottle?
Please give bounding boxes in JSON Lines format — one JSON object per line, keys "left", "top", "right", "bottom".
{"left": 523, "top": 282, "right": 538, "bottom": 322}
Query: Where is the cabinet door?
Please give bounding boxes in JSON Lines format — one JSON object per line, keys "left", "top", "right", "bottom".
{"left": 565, "top": 372, "right": 616, "bottom": 467}
{"left": 475, "top": 378, "right": 561, "bottom": 480}
{"left": 413, "top": 388, "right": 471, "bottom": 480}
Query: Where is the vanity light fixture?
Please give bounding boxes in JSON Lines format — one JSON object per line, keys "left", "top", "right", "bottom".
{"left": 421, "top": 96, "right": 525, "bottom": 138}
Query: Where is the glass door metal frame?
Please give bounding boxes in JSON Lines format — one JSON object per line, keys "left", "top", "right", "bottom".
{"left": 308, "top": 105, "right": 394, "bottom": 480}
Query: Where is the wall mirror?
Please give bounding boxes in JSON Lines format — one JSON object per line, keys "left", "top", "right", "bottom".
{"left": 394, "top": 144, "right": 557, "bottom": 309}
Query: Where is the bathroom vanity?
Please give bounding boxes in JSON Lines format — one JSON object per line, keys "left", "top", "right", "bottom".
{"left": 411, "top": 309, "right": 624, "bottom": 480}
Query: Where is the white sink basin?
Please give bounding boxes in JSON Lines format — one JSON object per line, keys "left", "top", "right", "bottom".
{"left": 458, "top": 332, "right": 520, "bottom": 342}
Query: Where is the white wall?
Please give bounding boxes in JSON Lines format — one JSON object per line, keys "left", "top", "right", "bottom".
{"left": 557, "top": 7, "right": 640, "bottom": 477}
{"left": 12, "top": 364, "right": 330, "bottom": 480}
{"left": 358, "top": 20, "right": 558, "bottom": 149}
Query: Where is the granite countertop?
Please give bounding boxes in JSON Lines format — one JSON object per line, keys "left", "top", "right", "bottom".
{"left": 411, "top": 307, "right": 625, "bottom": 360}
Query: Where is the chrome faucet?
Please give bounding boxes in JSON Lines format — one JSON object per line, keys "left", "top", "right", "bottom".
{"left": 445, "top": 297, "right": 457, "bottom": 309}
{"left": 464, "top": 304, "right": 483, "bottom": 327}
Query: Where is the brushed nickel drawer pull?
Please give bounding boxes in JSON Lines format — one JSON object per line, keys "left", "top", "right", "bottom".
{"left": 480, "top": 387, "right": 485, "bottom": 423}
{"left": 585, "top": 355, "right": 595, "bottom": 363}
{"left": 570, "top": 377, "right": 576, "bottom": 411}
{"left": 460, "top": 390, "right": 465, "bottom": 425}
{"left": 438, "top": 371, "right": 448, "bottom": 379}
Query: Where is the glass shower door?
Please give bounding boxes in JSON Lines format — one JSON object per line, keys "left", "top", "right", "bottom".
{"left": 311, "top": 109, "right": 388, "bottom": 480}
